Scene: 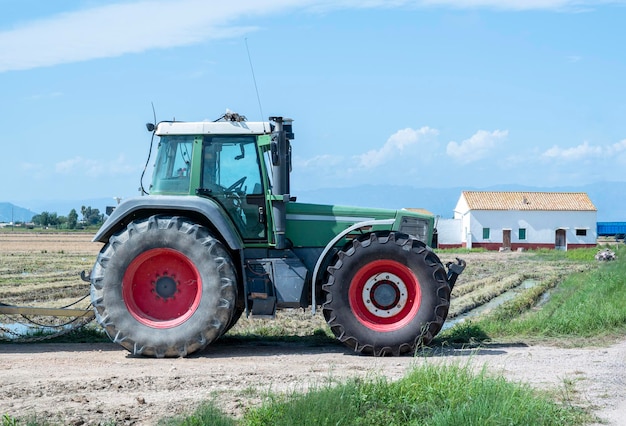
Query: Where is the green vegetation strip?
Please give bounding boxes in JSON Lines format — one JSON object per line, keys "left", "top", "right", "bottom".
{"left": 442, "top": 245, "right": 626, "bottom": 343}
{"left": 158, "top": 363, "right": 588, "bottom": 426}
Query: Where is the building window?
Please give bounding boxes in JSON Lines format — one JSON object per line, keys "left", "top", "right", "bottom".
{"left": 519, "top": 228, "right": 526, "bottom": 240}
{"left": 482, "top": 227, "right": 490, "bottom": 239}
{"left": 576, "top": 229, "right": 587, "bottom": 236}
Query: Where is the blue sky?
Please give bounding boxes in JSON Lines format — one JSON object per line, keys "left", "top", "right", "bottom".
{"left": 1, "top": 0, "right": 625, "bottom": 206}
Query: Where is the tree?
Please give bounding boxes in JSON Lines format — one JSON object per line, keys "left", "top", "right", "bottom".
{"left": 48, "top": 212, "right": 59, "bottom": 226}
{"left": 68, "top": 209, "right": 78, "bottom": 230}
{"left": 81, "top": 205, "right": 104, "bottom": 226}
{"left": 33, "top": 211, "right": 52, "bottom": 227}
{"left": 57, "top": 215, "right": 67, "bottom": 228}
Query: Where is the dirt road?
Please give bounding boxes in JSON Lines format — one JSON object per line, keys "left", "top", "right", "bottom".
{"left": 1, "top": 337, "right": 625, "bottom": 425}
{"left": 1, "top": 236, "right": 623, "bottom": 424}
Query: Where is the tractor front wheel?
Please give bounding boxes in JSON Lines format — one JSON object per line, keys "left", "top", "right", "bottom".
{"left": 322, "top": 232, "right": 450, "bottom": 356}
{"left": 90, "top": 215, "right": 237, "bottom": 357}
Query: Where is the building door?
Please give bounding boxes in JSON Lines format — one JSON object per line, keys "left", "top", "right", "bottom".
{"left": 502, "top": 229, "right": 511, "bottom": 250}
{"left": 555, "top": 229, "right": 567, "bottom": 251}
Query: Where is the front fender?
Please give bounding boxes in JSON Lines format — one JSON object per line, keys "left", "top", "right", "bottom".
{"left": 93, "top": 195, "right": 244, "bottom": 250}
{"left": 310, "top": 218, "right": 395, "bottom": 313}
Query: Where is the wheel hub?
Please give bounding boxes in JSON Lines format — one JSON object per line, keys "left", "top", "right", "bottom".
{"left": 154, "top": 275, "right": 177, "bottom": 299}
{"left": 371, "top": 281, "right": 400, "bottom": 310}
{"left": 122, "top": 248, "right": 202, "bottom": 327}
{"left": 361, "top": 272, "right": 408, "bottom": 318}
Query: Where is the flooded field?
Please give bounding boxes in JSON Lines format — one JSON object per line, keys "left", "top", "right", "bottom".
{"left": 0, "top": 231, "right": 594, "bottom": 338}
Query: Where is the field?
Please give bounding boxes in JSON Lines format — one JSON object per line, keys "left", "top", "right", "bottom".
{"left": 0, "top": 232, "right": 97, "bottom": 309}
{"left": 0, "top": 232, "right": 593, "bottom": 337}
{"left": 1, "top": 232, "right": 624, "bottom": 425}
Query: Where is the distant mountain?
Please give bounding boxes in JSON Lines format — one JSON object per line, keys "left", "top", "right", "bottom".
{"left": 296, "top": 185, "right": 465, "bottom": 218}
{"left": 0, "top": 198, "right": 122, "bottom": 222}
{"left": 21, "top": 198, "right": 117, "bottom": 218}
{"left": 296, "top": 181, "right": 626, "bottom": 222}
{"left": 0, "top": 202, "right": 39, "bottom": 223}
{"left": 4, "top": 181, "right": 624, "bottom": 224}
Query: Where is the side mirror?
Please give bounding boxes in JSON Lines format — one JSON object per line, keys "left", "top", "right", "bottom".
{"left": 270, "top": 138, "right": 280, "bottom": 166}
{"left": 146, "top": 123, "right": 155, "bottom": 132}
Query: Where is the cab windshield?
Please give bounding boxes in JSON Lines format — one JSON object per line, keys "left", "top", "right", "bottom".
{"left": 151, "top": 135, "right": 193, "bottom": 194}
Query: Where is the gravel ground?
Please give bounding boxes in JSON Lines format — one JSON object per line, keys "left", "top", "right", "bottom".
{"left": 1, "top": 238, "right": 623, "bottom": 425}
{"left": 1, "top": 337, "right": 625, "bottom": 425}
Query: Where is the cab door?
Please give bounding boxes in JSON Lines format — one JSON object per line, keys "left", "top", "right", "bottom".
{"left": 200, "top": 136, "right": 267, "bottom": 241}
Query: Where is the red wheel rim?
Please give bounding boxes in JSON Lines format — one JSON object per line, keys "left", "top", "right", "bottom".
{"left": 122, "top": 248, "right": 202, "bottom": 328}
{"left": 348, "top": 259, "right": 421, "bottom": 332}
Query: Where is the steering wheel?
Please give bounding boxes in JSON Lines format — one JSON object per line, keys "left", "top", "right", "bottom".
{"left": 226, "top": 176, "right": 247, "bottom": 193}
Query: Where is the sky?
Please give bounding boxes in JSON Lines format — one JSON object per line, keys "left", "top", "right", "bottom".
{"left": 1, "top": 0, "right": 626, "bottom": 207}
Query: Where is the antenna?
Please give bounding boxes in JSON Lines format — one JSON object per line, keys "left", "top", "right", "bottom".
{"left": 245, "top": 38, "right": 265, "bottom": 129}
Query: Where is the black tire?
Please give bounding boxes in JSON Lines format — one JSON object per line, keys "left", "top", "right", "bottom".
{"left": 90, "top": 215, "right": 237, "bottom": 357}
{"left": 322, "top": 232, "right": 450, "bottom": 356}
{"left": 222, "top": 306, "right": 244, "bottom": 335}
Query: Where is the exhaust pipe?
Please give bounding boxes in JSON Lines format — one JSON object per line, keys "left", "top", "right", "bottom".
{"left": 269, "top": 116, "right": 294, "bottom": 249}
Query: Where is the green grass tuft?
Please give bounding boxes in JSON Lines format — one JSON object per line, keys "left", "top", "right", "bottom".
{"left": 239, "top": 363, "right": 588, "bottom": 426}
{"left": 158, "top": 402, "right": 237, "bottom": 426}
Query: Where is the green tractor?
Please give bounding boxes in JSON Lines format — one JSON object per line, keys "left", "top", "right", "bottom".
{"left": 90, "top": 112, "right": 464, "bottom": 357}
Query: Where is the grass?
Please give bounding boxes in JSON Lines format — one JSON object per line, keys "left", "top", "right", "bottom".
{"left": 158, "top": 403, "right": 237, "bottom": 426}
{"left": 441, "top": 245, "right": 626, "bottom": 344}
{"left": 160, "top": 363, "right": 589, "bottom": 426}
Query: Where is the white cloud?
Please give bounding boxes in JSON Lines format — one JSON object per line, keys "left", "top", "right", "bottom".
{"left": 0, "top": 0, "right": 266, "bottom": 72}
{"left": 541, "top": 139, "right": 626, "bottom": 161}
{"left": 309, "top": 0, "right": 621, "bottom": 11}
{"left": 418, "top": 0, "right": 577, "bottom": 10}
{"left": 20, "top": 162, "right": 44, "bottom": 172}
{"left": 541, "top": 141, "right": 600, "bottom": 160}
{"left": 55, "top": 155, "right": 137, "bottom": 177}
{"left": 292, "top": 154, "right": 347, "bottom": 188}
{"left": 1, "top": 0, "right": 621, "bottom": 72}
{"left": 294, "top": 153, "right": 345, "bottom": 169}
{"left": 446, "top": 129, "right": 508, "bottom": 163}
{"left": 24, "top": 92, "right": 63, "bottom": 101}
{"left": 355, "top": 127, "right": 438, "bottom": 169}
{"left": 17, "top": 162, "right": 47, "bottom": 180}
{"left": 292, "top": 126, "right": 439, "bottom": 188}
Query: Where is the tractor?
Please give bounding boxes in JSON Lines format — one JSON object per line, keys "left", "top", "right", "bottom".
{"left": 89, "top": 112, "right": 465, "bottom": 357}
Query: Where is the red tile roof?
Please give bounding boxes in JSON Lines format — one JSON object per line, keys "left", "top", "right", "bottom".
{"left": 462, "top": 191, "right": 597, "bottom": 211}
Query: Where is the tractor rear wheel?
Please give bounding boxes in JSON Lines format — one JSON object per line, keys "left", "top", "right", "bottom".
{"left": 322, "top": 232, "right": 450, "bottom": 356}
{"left": 90, "top": 215, "right": 237, "bottom": 357}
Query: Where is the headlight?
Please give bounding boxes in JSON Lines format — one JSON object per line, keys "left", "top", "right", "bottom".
{"left": 399, "top": 216, "right": 429, "bottom": 242}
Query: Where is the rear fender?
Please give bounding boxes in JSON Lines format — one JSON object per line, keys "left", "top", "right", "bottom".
{"left": 93, "top": 195, "right": 244, "bottom": 251}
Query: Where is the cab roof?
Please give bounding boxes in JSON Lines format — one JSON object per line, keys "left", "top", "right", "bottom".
{"left": 155, "top": 120, "right": 270, "bottom": 136}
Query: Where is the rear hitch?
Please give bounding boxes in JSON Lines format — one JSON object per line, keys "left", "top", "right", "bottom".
{"left": 445, "top": 258, "right": 466, "bottom": 291}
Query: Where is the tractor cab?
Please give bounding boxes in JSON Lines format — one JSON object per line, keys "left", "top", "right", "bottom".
{"left": 150, "top": 117, "right": 273, "bottom": 241}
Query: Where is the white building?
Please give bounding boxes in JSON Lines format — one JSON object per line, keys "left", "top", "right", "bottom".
{"left": 439, "top": 191, "right": 597, "bottom": 250}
